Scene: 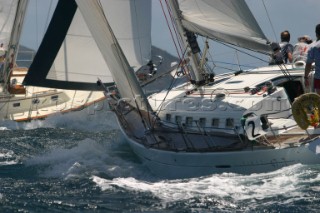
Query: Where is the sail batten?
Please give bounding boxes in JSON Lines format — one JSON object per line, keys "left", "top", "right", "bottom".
{"left": 177, "top": 0, "right": 271, "bottom": 53}
{"left": 24, "top": 0, "right": 152, "bottom": 91}
{"left": 23, "top": 0, "right": 85, "bottom": 89}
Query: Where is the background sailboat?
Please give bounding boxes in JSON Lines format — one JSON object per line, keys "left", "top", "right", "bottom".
{"left": 0, "top": 0, "right": 105, "bottom": 122}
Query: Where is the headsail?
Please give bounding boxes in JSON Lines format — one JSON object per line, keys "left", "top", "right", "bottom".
{"left": 23, "top": 0, "right": 152, "bottom": 90}
{"left": 75, "top": 0, "right": 150, "bottom": 111}
{"left": 177, "top": 0, "right": 271, "bottom": 54}
{"left": 101, "top": 0, "right": 152, "bottom": 71}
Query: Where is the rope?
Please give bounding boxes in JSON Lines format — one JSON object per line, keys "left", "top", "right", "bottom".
{"left": 151, "top": 48, "right": 189, "bottom": 128}
{"left": 262, "top": 0, "right": 278, "bottom": 42}
{"left": 159, "top": 0, "right": 183, "bottom": 60}
{"left": 214, "top": 39, "right": 269, "bottom": 63}
{"left": 43, "top": 0, "right": 54, "bottom": 39}
{"left": 277, "top": 63, "right": 293, "bottom": 81}
{"left": 164, "top": 0, "right": 184, "bottom": 54}
{"left": 97, "top": 0, "right": 148, "bottom": 128}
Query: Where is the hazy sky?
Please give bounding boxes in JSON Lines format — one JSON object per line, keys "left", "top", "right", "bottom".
{"left": 20, "top": 0, "right": 320, "bottom": 71}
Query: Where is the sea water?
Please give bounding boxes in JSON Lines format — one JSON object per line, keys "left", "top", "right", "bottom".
{"left": 1, "top": 105, "right": 320, "bottom": 212}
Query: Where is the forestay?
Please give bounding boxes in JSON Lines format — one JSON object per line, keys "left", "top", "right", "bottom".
{"left": 75, "top": 0, "right": 150, "bottom": 110}
{"left": 177, "top": 0, "right": 271, "bottom": 54}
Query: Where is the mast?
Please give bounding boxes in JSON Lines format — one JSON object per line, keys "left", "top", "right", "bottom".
{"left": 3, "top": 0, "right": 29, "bottom": 90}
{"left": 167, "top": 0, "right": 206, "bottom": 85}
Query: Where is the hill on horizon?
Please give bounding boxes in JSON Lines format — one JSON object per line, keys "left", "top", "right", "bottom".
{"left": 16, "top": 45, "right": 179, "bottom": 69}
{"left": 17, "top": 45, "right": 35, "bottom": 68}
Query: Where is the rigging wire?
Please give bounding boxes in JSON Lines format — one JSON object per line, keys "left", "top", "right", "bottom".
{"left": 213, "top": 39, "right": 270, "bottom": 63}
{"left": 35, "top": 0, "right": 39, "bottom": 50}
{"left": 159, "top": 0, "right": 183, "bottom": 60}
{"left": 43, "top": 0, "right": 54, "bottom": 40}
{"left": 199, "top": 37, "right": 248, "bottom": 74}
{"left": 151, "top": 0, "right": 202, "bottom": 128}
{"left": 97, "top": 0, "right": 148, "bottom": 129}
{"left": 260, "top": 1, "right": 293, "bottom": 81}
{"left": 262, "top": 0, "right": 278, "bottom": 42}
{"left": 151, "top": 47, "right": 190, "bottom": 129}
{"left": 277, "top": 63, "right": 293, "bottom": 81}
{"left": 164, "top": 0, "right": 184, "bottom": 54}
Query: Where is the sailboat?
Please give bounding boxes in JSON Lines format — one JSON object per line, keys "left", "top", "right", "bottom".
{"left": 24, "top": 0, "right": 320, "bottom": 179}
{"left": 0, "top": 0, "right": 105, "bottom": 122}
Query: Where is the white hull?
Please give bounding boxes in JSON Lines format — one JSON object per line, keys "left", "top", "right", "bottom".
{"left": 122, "top": 127, "right": 320, "bottom": 179}
{"left": 0, "top": 68, "right": 105, "bottom": 121}
{"left": 0, "top": 88, "right": 105, "bottom": 121}
{"left": 110, "top": 65, "right": 320, "bottom": 179}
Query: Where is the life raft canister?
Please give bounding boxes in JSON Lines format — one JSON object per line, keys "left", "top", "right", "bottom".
{"left": 292, "top": 93, "right": 320, "bottom": 130}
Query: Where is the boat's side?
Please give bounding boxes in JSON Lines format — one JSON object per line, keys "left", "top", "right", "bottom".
{"left": 0, "top": 87, "right": 105, "bottom": 121}
{"left": 0, "top": 68, "right": 106, "bottom": 121}
{"left": 119, "top": 124, "right": 320, "bottom": 179}
{"left": 110, "top": 64, "right": 318, "bottom": 179}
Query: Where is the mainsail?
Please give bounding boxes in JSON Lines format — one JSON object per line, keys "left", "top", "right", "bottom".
{"left": 177, "top": 0, "right": 271, "bottom": 54}
{"left": 23, "top": 0, "right": 152, "bottom": 90}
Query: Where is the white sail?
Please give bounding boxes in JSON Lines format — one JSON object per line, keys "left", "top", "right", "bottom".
{"left": 47, "top": 8, "right": 113, "bottom": 86}
{"left": 23, "top": 0, "right": 152, "bottom": 90}
{"left": 177, "top": 0, "right": 271, "bottom": 53}
{"left": 101, "top": 0, "right": 152, "bottom": 71}
{"left": 0, "top": 0, "right": 107, "bottom": 122}
{"left": 0, "top": 0, "right": 29, "bottom": 84}
{"left": 0, "top": 1, "right": 19, "bottom": 51}
{"left": 75, "top": 0, "right": 149, "bottom": 110}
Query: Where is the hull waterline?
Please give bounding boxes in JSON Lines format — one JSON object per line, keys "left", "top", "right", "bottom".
{"left": 118, "top": 120, "right": 320, "bottom": 179}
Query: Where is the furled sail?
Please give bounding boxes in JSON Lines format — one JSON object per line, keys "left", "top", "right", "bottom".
{"left": 177, "top": 0, "right": 271, "bottom": 54}
{"left": 0, "top": 0, "right": 20, "bottom": 51}
{"left": 24, "top": 0, "right": 152, "bottom": 90}
{"left": 0, "top": 0, "right": 29, "bottom": 83}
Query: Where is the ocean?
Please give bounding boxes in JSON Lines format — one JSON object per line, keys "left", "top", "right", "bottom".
{"left": 1, "top": 105, "right": 320, "bottom": 212}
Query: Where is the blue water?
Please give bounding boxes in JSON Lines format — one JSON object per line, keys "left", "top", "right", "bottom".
{"left": 1, "top": 108, "right": 320, "bottom": 212}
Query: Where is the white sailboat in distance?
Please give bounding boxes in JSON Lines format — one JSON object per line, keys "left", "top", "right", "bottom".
{"left": 0, "top": 0, "right": 105, "bottom": 122}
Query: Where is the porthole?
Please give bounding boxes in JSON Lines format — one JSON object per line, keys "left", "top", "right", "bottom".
{"left": 212, "top": 118, "right": 219, "bottom": 127}
{"left": 199, "top": 118, "right": 206, "bottom": 127}
{"left": 166, "top": 114, "right": 171, "bottom": 122}
{"left": 51, "top": 95, "right": 59, "bottom": 101}
{"left": 175, "top": 116, "right": 182, "bottom": 124}
{"left": 226, "top": 118, "right": 234, "bottom": 128}
{"left": 13, "top": 102, "right": 20, "bottom": 107}
{"left": 32, "top": 98, "right": 40, "bottom": 104}
{"left": 186, "top": 117, "right": 193, "bottom": 126}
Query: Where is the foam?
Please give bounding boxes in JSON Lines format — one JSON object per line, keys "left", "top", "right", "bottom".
{"left": 91, "top": 164, "right": 320, "bottom": 209}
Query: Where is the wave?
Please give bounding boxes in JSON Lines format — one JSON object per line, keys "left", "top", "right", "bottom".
{"left": 91, "top": 164, "right": 320, "bottom": 211}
